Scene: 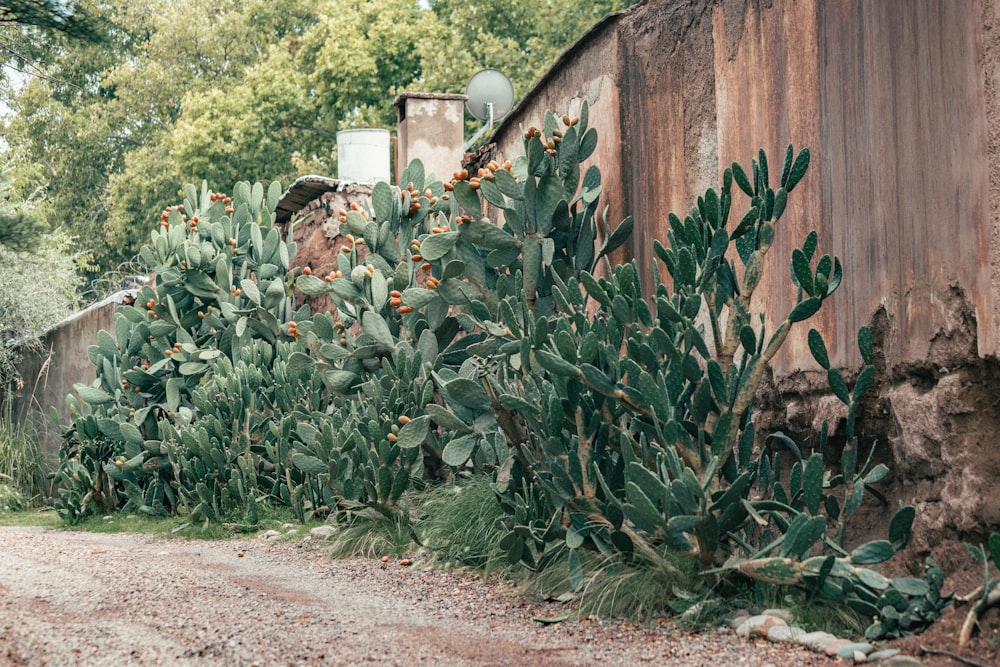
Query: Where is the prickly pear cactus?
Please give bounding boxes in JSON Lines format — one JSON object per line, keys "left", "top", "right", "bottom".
{"left": 452, "top": 141, "right": 924, "bottom": 637}
{"left": 53, "top": 104, "right": 926, "bottom": 640}
{"left": 55, "top": 180, "right": 305, "bottom": 521}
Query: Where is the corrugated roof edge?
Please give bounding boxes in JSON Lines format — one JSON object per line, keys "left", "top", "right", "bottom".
{"left": 274, "top": 174, "right": 343, "bottom": 226}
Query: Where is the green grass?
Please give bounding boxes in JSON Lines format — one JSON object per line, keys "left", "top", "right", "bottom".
{"left": 752, "top": 583, "right": 866, "bottom": 637}
{"left": 0, "top": 500, "right": 310, "bottom": 541}
{"left": 520, "top": 547, "right": 700, "bottom": 620}
{"left": 64, "top": 513, "right": 238, "bottom": 539}
{"left": 415, "top": 476, "right": 508, "bottom": 576}
{"left": 0, "top": 407, "right": 48, "bottom": 507}
{"left": 322, "top": 504, "right": 419, "bottom": 558}
{"left": 0, "top": 507, "right": 62, "bottom": 527}
{"left": 412, "top": 477, "right": 707, "bottom": 620}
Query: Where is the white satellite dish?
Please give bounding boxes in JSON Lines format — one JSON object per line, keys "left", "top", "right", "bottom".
{"left": 464, "top": 69, "right": 515, "bottom": 149}
{"left": 465, "top": 69, "right": 515, "bottom": 122}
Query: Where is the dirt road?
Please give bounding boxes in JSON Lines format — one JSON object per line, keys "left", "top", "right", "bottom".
{"left": 0, "top": 526, "right": 825, "bottom": 666}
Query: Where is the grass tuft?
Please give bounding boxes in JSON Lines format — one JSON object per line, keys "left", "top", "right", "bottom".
{"left": 521, "top": 548, "right": 700, "bottom": 620}
{"left": 764, "top": 584, "right": 867, "bottom": 637}
{"left": 0, "top": 407, "right": 47, "bottom": 508}
{"left": 415, "top": 477, "right": 507, "bottom": 576}
{"left": 323, "top": 504, "right": 418, "bottom": 559}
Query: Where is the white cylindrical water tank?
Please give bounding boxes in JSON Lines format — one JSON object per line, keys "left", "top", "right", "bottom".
{"left": 337, "top": 129, "right": 391, "bottom": 183}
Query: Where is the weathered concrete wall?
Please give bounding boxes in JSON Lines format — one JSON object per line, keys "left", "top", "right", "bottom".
{"left": 12, "top": 295, "right": 122, "bottom": 465}
{"left": 480, "top": 0, "right": 1000, "bottom": 543}
{"left": 489, "top": 0, "right": 991, "bottom": 374}
{"left": 280, "top": 181, "right": 374, "bottom": 315}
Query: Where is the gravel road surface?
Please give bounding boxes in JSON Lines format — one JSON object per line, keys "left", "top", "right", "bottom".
{"left": 0, "top": 526, "right": 828, "bottom": 666}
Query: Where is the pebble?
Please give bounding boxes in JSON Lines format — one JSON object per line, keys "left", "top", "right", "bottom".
{"left": 730, "top": 608, "right": 923, "bottom": 665}
{"left": 728, "top": 609, "right": 751, "bottom": 629}
{"left": 736, "top": 614, "right": 786, "bottom": 638}
{"left": 824, "top": 639, "right": 854, "bottom": 657}
{"left": 868, "top": 649, "right": 900, "bottom": 661}
{"left": 761, "top": 608, "right": 794, "bottom": 623}
{"left": 836, "top": 642, "right": 874, "bottom": 659}
{"left": 309, "top": 525, "right": 336, "bottom": 540}
{"left": 797, "top": 630, "right": 837, "bottom": 651}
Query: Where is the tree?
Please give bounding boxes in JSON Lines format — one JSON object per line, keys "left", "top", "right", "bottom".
{"left": 0, "top": 0, "right": 104, "bottom": 41}
{"left": 3, "top": 0, "right": 637, "bottom": 277}
{"left": 0, "top": 159, "right": 79, "bottom": 385}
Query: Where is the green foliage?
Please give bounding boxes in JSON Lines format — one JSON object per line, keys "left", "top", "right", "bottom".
{"left": 417, "top": 476, "right": 507, "bottom": 573}
{"left": 862, "top": 558, "right": 950, "bottom": 640}
{"left": 524, "top": 548, "right": 698, "bottom": 620}
{"left": 0, "top": 227, "right": 81, "bottom": 341}
{"left": 0, "top": 484, "right": 28, "bottom": 513}
{"left": 5, "top": 0, "right": 634, "bottom": 275}
{"left": 361, "top": 118, "right": 925, "bottom": 638}
{"left": 55, "top": 179, "right": 305, "bottom": 521}
{"left": 0, "top": 405, "right": 47, "bottom": 505}
{"left": 55, "top": 103, "right": 929, "bottom": 638}
{"left": 0, "top": 0, "right": 107, "bottom": 41}
{"left": 0, "top": 160, "right": 81, "bottom": 388}
{"left": 322, "top": 506, "right": 417, "bottom": 560}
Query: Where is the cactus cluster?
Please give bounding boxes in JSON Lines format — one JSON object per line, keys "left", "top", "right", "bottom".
{"left": 56, "top": 105, "right": 938, "bottom": 637}
{"left": 56, "top": 180, "right": 305, "bottom": 520}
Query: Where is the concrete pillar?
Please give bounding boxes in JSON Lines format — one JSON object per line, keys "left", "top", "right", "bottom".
{"left": 393, "top": 92, "right": 467, "bottom": 183}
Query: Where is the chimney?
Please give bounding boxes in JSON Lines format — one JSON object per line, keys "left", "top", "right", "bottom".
{"left": 393, "top": 92, "right": 467, "bottom": 183}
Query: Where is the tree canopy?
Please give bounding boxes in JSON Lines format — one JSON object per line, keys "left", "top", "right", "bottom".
{"left": 0, "top": 0, "right": 104, "bottom": 41}
{"left": 2, "top": 0, "right": 634, "bottom": 276}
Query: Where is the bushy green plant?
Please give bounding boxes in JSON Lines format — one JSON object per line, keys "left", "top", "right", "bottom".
{"left": 417, "top": 476, "right": 508, "bottom": 573}
{"left": 0, "top": 158, "right": 81, "bottom": 389}
{"left": 344, "top": 111, "right": 927, "bottom": 637}
{"left": 0, "top": 483, "right": 28, "bottom": 513}
{"left": 53, "top": 103, "right": 934, "bottom": 637}
{"left": 0, "top": 404, "right": 47, "bottom": 505}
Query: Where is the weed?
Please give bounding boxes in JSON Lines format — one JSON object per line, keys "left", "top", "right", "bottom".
{"left": 0, "top": 401, "right": 47, "bottom": 505}
{"left": 416, "top": 477, "right": 508, "bottom": 576}
{"left": 324, "top": 505, "right": 418, "bottom": 559}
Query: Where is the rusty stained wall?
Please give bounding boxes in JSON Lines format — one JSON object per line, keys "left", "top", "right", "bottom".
{"left": 487, "top": 0, "right": 992, "bottom": 376}
{"left": 817, "top": 1, "right": 988, "bottom": 369}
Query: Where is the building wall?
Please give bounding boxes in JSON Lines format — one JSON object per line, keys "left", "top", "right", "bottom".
{"left": 481, "top": 0, "right": 1000, "bottom": 541}
{"left": 12, "top": 296, "right": 121, "bottom": 464}
{"left": 487, "top": 0, "right": 992, "bottom": 374}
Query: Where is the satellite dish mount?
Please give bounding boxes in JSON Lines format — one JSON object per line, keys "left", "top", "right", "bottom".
{"left": 464, "top": 69, "right": 515, "bottom": 151}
